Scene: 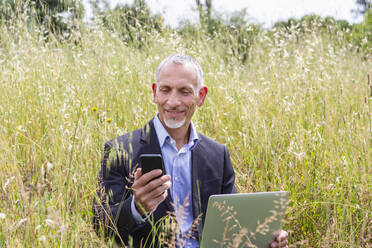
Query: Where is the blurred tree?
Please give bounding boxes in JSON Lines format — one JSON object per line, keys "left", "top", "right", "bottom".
{"left": 180, "top": 6, "right": 259, "bottom": 64}
{"left": 195, "top": 0, "right": 212, "bottom": 26}
{"left": 273, "top": 14, "right": 352, "bottom": 33}
{"left": 89, "top": 0, "right": 109, "bottom": 19}
{"left": 96, "top": 0, "right": 163, "bottom": 48}
{"left": 355, "top": 0, "right": 372, "bottom": 14}
{"left": 0, "top": 0, "right": 83, "bottom": 35}
{"left": 272, "top": 13, "right": 371, "bottom": 53}
{"left": 228, "top": 8, "right": 250, "bottom": 26}
{"left": 351, "top": 9, "right": 372, "bottom": 52}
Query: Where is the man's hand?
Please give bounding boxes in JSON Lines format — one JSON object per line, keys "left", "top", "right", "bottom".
{"left": 269, "top": 230, "right": 288, "bottom": 248}
{"left": 132, "top": 168, "right": 171, "bottom": 216}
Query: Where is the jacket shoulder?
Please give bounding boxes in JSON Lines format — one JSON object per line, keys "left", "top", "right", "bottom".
{"left": 198, "top": 133, "right": 226, "bottom": 151}
{"left": 104, "top": 128, "right": 142, "bottom": 150}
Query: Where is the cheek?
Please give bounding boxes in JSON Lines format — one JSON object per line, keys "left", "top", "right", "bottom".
{"left": 186, "top": 101, "right": 197, "bottom": 112}
{"left": 154, "top": 94, "right": 165, "bottom": 105}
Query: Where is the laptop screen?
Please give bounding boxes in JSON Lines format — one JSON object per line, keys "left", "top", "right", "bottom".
{"left": 201, "top": 191, "right": 288, "bottom": 248}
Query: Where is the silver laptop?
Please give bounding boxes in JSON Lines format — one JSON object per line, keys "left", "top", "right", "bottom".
{"left": 201, "top": 191, "right": 289, "bottom": 248}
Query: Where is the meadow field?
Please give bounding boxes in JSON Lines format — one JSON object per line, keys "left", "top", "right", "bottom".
{"left": 0, "top": 15, "right": 371, "bottom": 247}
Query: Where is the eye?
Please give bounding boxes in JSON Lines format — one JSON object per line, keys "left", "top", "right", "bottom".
{"left": 181, "top": 89, "right": 193, "bottom": 95}
{"left": 159, "top": 87, "right": 170, "bottom": 93}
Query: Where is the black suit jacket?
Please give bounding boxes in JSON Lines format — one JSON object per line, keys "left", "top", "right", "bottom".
{"left": 93, "top": 119, "right": 236, "bottom": 247}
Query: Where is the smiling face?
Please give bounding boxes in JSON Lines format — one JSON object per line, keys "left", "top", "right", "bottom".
{"left": 153, "top": 62, "right": 207, "bottom": 132}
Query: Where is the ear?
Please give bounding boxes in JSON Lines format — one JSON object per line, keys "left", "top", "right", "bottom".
{"left": 196, "top": 86, "right": 208, "bottom": 107}
{"left": 152, "top": 83, "right": 157, "bottom": 102}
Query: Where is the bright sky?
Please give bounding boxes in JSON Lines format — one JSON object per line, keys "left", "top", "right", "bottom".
{"left": 83, "top": 0, "right": 364, "bottom": 28}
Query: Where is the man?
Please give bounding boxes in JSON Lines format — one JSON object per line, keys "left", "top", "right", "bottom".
{"left": 94, "top": 54, "right": 288, "bottom": 248}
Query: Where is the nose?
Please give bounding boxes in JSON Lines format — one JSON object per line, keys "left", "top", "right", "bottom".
{"left": 166, "top": 90, "right": 181, "bottom": 107}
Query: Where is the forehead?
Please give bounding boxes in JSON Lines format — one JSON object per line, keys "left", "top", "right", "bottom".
{"left": 157, "top": 62, "right": 198, "bottom": 87}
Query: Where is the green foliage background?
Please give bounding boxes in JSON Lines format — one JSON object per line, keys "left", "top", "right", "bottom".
{"left": 0, "top": 1, "right": 371, "bottom": 247}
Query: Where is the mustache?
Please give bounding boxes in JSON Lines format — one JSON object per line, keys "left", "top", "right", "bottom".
{"left": 164, "top": 107, "right": 186, "bottom": 111}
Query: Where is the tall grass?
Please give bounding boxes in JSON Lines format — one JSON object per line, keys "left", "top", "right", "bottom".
{"left": 0, "top": 14, "right": 371, "bottom": 247}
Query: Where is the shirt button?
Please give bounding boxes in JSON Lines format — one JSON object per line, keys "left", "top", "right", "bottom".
{"left": 175, "top": 177, "right": 179, "bottom": 181}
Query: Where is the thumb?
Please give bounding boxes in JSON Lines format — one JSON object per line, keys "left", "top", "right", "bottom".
{"left": 134, "top": 168, "right": 142, "bottom": 180}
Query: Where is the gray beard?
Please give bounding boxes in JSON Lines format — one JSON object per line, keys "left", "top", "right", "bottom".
{"left": 164, "top": 117, "right": 186, "bottom": 129}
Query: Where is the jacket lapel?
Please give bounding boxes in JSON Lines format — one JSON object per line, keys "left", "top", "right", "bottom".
{"left": 139, "top": 119, "right": 174, "bottom": 213}
{"left": 191, "top": 135, "right": 203, "bottom": 237}
{"left": 139, "top": 120, "right": 161, "bottom": 154}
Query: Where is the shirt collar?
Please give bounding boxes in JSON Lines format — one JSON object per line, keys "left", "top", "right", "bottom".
{"left": 153, "top": 114, "right": 199, "bottom": 149}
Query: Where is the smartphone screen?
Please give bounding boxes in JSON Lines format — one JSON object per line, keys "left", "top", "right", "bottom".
{"left": 139, "top": 154, "right": 165, "bottom": 180}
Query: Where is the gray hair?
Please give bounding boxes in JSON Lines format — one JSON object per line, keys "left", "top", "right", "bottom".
{"left": 155, "top": 54, "right": 204, "bottom": 91}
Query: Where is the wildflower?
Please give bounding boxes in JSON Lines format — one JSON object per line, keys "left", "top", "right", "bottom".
{"left": 39, "top": 235, "right": 46, "bottom": 243}
{"left": 18, "top": 218, "right": 27, "bottom": 225}
{"left": 17, "top": 125, "right": 26, "bottom": 132}
{"left": 45, "top": 218, "right": 57, "bottom": 227}
{"left": 3, "top": 176, "right": 15, "bottom": 193}
{"left": 91, "top": 107, "right": 98, "bottom": 112}
{"left": 107, "top": 107, "right": 110, "bottom": 112}
{"left": 106, "top": 118, "right": 112, "bottom": 123}
{"left": 0, "top": 213, "right": 5, "bottom": 219}
{"left": 47, "top": 162, "right": 53, "bottom": 171}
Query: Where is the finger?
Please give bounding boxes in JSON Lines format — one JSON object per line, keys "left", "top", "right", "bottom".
{"left": 142, "top": 174, "right": 171, "bottom": 193}
{"left": 134, "top": 175, "right": 170, "bottom": 204}
{"left": 152, "top": 180, "right": 171, "bottom": 196}
{"left": 279, "top": 240, "right": 288, "bottom": 247}
{"left": 134, "top": 169, "right": 163, "bottom": 188}
{"left": 140, "top": 169, "right": 164, "bottom": 185}
{"left": 132, "top": 169, "right": 143, "bottom": 193}
{"left": 138, "top": 187, "right": 169, "bottom": 214}
{"left": 147, "top": 189, "right": 169, "bottom": 210}
{"left": 151, "top": 182, "right": 172, "bottom": 197}
{"left": 134, "top": 168, "right": 142, "bottom": 180}
{"left": 269, "top": 242, "right": 279, "bottom": 248}
{"left": 134, "top": 175, "right": 170, "bottom": 202}
{"left": 277, "top": 230, "right": 288, "bottom": 242}
{"left": 144, "top": 181, "right": 171, "bottom": 200}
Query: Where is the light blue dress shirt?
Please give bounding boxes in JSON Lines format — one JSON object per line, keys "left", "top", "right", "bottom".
{"left": 131, "top": 115, "right": 200, "bottom": 247}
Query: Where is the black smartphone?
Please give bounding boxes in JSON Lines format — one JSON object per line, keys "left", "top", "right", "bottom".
{"left": 139, "top": 154, "right": 165, "bottom": 180}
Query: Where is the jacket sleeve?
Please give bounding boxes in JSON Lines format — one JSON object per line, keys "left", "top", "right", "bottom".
{"left": 222, "top": 145, "right": 237, "bottom": 194}
{"left": 93, "top": 140, "right": 149, "bottom": 245}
